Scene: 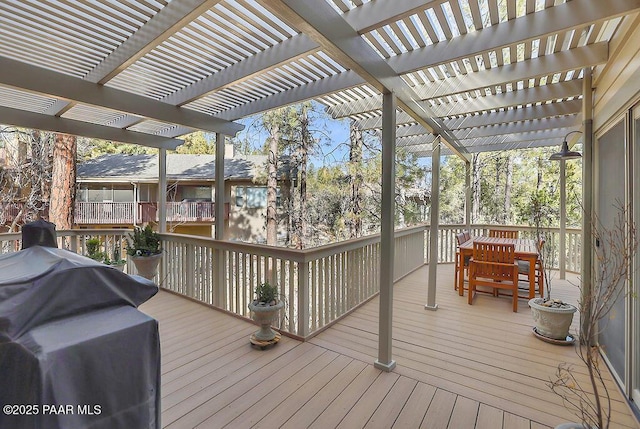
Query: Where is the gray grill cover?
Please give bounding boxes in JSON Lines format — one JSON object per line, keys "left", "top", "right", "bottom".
{"left": 0, "top": 246, "right": 160, "bottom": 429}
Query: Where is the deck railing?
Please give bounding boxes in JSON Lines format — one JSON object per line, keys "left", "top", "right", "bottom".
{"left": 425, "top": 224, "right": 581, "bottom": 273}
{"left": 0, "top": 223, "right": 581, "bottom": 338}
{"left": 0, "top": 229, "right": 132, "bottom": 268}
{"left": 158, "top": 225, "right": 426, "bottom": 338}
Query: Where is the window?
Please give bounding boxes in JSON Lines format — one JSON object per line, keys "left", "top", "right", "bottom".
{"left": 179, "top": 186, "right": 212, "bottom": 201}
{"left": 235, "top": 187, "right": 244, "bottom": 207}
{"left": 246, "top": 187, "right": 267, "bottom": 208}
{"left": 235, "top": 186, "right": 281, "bottom": 208}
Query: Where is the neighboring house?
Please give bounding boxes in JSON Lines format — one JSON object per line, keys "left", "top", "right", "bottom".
{"left": 76, "top": 151, "right": 292, "bottom": 241}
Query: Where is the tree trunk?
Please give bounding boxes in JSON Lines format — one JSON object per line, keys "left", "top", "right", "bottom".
{"left": 27, "top": 130, "right": 52, "bottom": 221}
{"left": 348, "top": 120, "right": 364, "bottom": 238}
{"left": 504, "top": 155, "right": 513, "bottom": 223}
{"left": 50, "top": 133, "right": 76, "bottom": 230}
{"left": 536, "top": 155, "right": 543, "bottom": 191}
{"left": 266, "top": 124, "right": 279, "bottom": 246}
{"left": 297, "top": 105, "right": 310, "bottom": 250}
{"left": 471, "top": 154, "right": 481, "bottom": 223}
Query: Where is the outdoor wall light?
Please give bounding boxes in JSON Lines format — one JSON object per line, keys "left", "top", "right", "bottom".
{"left": 549, "top": 131, "right": 582, "bottom": 161}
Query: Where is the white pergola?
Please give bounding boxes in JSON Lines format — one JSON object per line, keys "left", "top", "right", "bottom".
{"left": 1, "top": 0, "right": 638, "bottom": 371}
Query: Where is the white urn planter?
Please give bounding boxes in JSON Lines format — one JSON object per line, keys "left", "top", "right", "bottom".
{"left": 248, "top": 300, "right": 284, "bottom": 341}
{"left": 110, "top": 262, "right": 126, "bottom": 272}
{"left": 130, "top": 253, "right": 162, "bottom": 280}
{"left": 529, "top": 298, "right": 577, "bottom": 341}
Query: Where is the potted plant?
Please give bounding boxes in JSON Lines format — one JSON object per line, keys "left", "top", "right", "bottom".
{"left": 527, "top": 236, "right": 577, "bottom": 341}
{"left": 549, "top": 206, "right": 638, "bottom": 429}
{"left": 105, "top": 248, "right": 126, "bottom": 271}
{"left": 248, "top": 282, "right": 284, "bottom": 344}
{"left": 125, "top": 225, "right": 162, "bottom": 280}
{"left": 525, "top": 190, "right": 577, "bottom": 341}
{"left": 85, "top": 237, "right": 105, "bottom": 262}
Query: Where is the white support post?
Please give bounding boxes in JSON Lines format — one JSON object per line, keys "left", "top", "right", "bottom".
{"left": 158, "top": 148, "right": 167, "bottom": 233}
{"left": 560, "top": 160, "right": 567, "bottom": 279}
{"left": 298, "top": 262, "right": 310, "bottom": 337}
{"left": 214, "top": 133, "right": 226, "bottom": 307}
{"left": 581, "top": 67, "right": 593, "bottom": 341}
{"left": 426, "top": 138, "right": 441, "bottom": 311}
{"left": 215, "top": 133, "right": 226, "bottom": 240}
{"left": 375, "top": 91, "right": 396, "bottom": 373}
{"left": 465, "top": 158, "right": 471, "bottom": 230}
{"left": 133, "top": 182, "right": 139, "bottom": 226}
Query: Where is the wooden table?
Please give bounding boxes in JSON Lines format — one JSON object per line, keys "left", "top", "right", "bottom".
{"left": 458, "top": 236, "right": 539, "bottom": 299}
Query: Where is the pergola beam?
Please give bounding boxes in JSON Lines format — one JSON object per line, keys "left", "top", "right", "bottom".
{"left": 85, "top": 0, "right": 222, "bottom": 84}
{"left": 392, "top": 113, "right": 579, "bottom": 139}
{"left": 426, "top": 80, "right": 583, "bottom": 117}
{"left": 343, "top": 0, "right": 448, "bottom": 35}
{"left": 326, "top": 44, "right": 605, "bottom": 119}
{"left": 454, "top": 115, "right": 581, "bottom": 139}
{"left": 457, "top": 127, "right": 578, "bottom": 145}
{"left": 217, "top": 71, "right": 364, "bottom": 121}
{"left": 445, "top": 100, "right": 582, "bottom": 129}
{"left": 404, "top": 137, "right": 575, "bottom": 155}
{"left": 413, "top": 43, "right": 607, "bottom": 100}
{"left": 356, "top": 111, "right": 416, "bottom": 130}
{"left": 163, "top": 34, "right": 320, "bottom": 106}
{"left": 45, "top": 0, "right": 222, "bottom": 117}
{"left": 0, "top": 105, "right": 182, "bottom": 149}
{"left": 0, "top": 57, "right": 244, "bottom": 136}
{"left": 387, "top": 0, "right": 640, "bottom": 75}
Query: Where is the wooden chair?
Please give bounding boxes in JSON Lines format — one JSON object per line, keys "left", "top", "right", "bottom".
{"left": 454, "top": 232, "right": 470, "bottom": 291}
{"left": 488, "top": 229, "right": 519, "bottom": 239}
{"left": 518, "top": 239, "right": 545, "bottom": 297}
{"left": 468, "top": 242, "right": 519, "bottom": 312}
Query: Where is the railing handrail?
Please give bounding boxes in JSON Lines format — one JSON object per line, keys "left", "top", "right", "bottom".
{"left": 160, "top": 224, "right": 427, "bottom": 264}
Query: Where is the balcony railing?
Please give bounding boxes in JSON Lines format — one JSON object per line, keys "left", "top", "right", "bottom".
{"left": 0, "top": 202, "right": 49, "bottom": 224}
{"left": 0, "top": 223, "right": 581, "bottom": 339}
{"left": 73, "top": 201, "right": 229, "bottom": 224}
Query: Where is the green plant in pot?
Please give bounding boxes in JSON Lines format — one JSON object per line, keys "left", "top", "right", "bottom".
{"left": 248, "top": 282, "right": 284, "bottom": 342}
{"left": 85, "top": 237, "right": 105, "bottom": 262}
{"left": 125, "top": 225, "right": 162, "bottom": 280}
{"left": 106, "top": 248, "right": 127, "bottom": 271}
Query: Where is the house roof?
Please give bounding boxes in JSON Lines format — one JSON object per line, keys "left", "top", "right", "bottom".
{"left": 77, "top": 154, "right": 288, "bottom": 182}
{"left": 0, "top": 1, "right": 637, "bottom": 157}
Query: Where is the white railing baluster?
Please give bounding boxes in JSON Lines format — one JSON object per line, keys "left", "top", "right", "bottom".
{"left": 4, "top": 224, "right": 581, "bottom": 339}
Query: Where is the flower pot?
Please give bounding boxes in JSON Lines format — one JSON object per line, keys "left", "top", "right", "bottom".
{"left": 529, "top": 298, "right": 577, "bottom": 340}
{"left": 130, "top": 253, "right": 162, "bottom": 280}
{"left": 110, "top": 262, "right": 126, "bottom": 272}
{"left": 248, "top": 300, "right": 285, "bottom": 341}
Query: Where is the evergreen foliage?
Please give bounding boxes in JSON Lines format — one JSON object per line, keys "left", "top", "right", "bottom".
{"left": 125, "top": 225, "right": 161, "bottom": 256}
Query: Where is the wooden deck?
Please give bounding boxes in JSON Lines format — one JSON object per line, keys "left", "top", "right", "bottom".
{"left": 139, "top": 264, "right": 640, "bottom": 429}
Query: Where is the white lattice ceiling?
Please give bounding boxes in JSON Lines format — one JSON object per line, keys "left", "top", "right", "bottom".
{"left": 0, "top": 0, "right": 637, "bottom": 156}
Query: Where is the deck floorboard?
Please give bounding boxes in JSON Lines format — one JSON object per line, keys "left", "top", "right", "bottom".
{"left": 140, "top": 264, "right": 639, "bottom": 429}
